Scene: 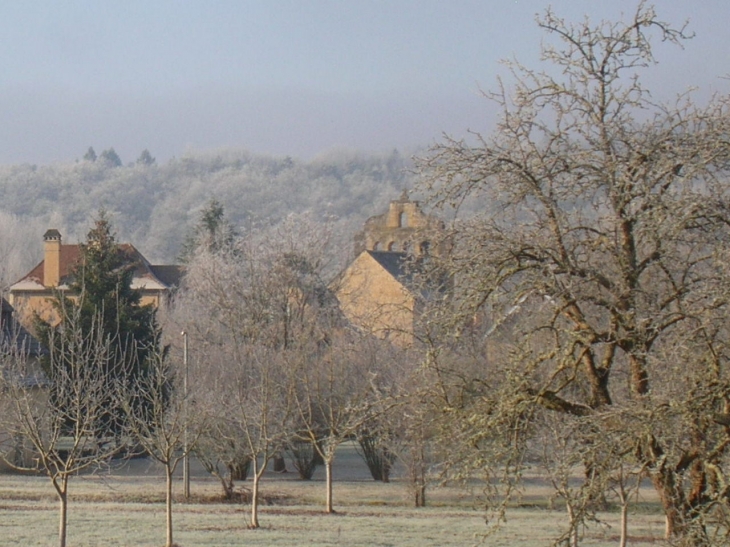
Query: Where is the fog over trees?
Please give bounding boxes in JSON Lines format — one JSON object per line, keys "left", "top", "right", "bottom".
{"left": 0, "top": 147, "right": 413, "bottom": 291}
{"left": 8, "top": 3, "right": 730, "bottom": 544}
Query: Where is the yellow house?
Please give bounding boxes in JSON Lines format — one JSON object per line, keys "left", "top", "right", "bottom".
{"left": 334, "top": 193, "right": 444, "bottom": 346}
{"left": 8, "top": 229, "right": 181, "bottom": 328}
{"left": 335, "top": 250, "right": 416, "bottom": 345}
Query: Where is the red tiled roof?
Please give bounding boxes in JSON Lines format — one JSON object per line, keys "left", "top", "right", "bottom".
{"left": 19, "top": 244, "right": 82, "bottom": 286}
{"left": 15, "top": 243, "right": 177, "bottom": 289}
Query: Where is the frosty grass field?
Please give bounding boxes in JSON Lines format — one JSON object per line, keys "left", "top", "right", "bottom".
{"left": 0, "top": 442, "right": 667, "bottom": 546}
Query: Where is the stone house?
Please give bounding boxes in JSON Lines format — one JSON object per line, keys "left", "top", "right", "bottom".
{"left": 8, "top": 229, "right": 181, "bottom": 328}
{"left": 353, "top": 191, "right": 445, "bottom": 256}
{"left": 334, "top": 193, "right": 444, "bottom": 346}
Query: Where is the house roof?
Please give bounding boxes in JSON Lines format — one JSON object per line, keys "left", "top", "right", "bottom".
{"left": 366, "top": 251, "right": 412, "bottom": 283}
{"left": 365, "top": 250, "right": 446, "bottom": 300}
{"left": 149, "top": 265, "right": 184, "bottom": 288}
{"left": 17, "top": 244, "right": 82, "bottom": 289}
{"left": 11, "top": 243, "right": 180, "bottom": 292}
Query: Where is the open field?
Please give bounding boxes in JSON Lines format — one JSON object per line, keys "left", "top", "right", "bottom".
{"left": 0, "top": 443, "right": 668, "bottom": 546}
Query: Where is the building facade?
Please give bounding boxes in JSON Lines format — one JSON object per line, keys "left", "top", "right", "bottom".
{"left": 353, "top": 190, "right": 445, "bottom": 256}
{"left": 9, "top": 229, "right": 181, "bottom": 328}
{"left": 335, "top": 193, "right": 444, "bottom": 346}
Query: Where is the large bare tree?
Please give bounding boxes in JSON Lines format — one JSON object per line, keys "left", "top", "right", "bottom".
{"left": 418, "top": 4, "right": 730, "bottom": 545}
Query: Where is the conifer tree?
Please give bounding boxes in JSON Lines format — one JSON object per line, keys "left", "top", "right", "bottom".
{"left": 37, "top": 211, "right": 160, "bottom": 434}
{"left": 136, "top": 149, "right": 156, "bottom": 166}
{"left": 178, "top": 198, "right": 237, "bottom": 262}
{"left": 83, "top": 146, "right": 96, "bottom": 162}
{"left": 99, "top": 148, "right": 122, "bottom": 167}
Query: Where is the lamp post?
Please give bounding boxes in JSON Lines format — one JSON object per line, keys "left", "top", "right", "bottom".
{"left": 182, "top": 330, "right": 190, "bottom": 500}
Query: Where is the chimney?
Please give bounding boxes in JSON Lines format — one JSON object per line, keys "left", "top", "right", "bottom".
{"left": 43, "top": 229, "right": 62, "bottom": 287}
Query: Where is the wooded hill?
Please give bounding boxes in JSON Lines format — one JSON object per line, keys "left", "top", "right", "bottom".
{"left": 0, "top": 147, "right": 414, "bottom": 290}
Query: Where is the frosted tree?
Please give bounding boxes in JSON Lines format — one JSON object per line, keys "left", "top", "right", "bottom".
{"left": 418, "top": 4, "right": 730, "bottom": 544}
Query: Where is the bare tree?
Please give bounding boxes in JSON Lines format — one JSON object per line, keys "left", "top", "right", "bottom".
{"left": 175, "top": 214, "right": 342, "bottom": 527}
{"left": 119, "top": 342, "right": 203, "bottom": 547}
{"left": 170, "top": 294, "right": 291, "bottom": 527}
{"left": 193, "top": 418, "right": 252, "bottom": 500}
{"left": 0, "top": 212, "right": 50, "bottom": 293}
{"left": 228, "top": 348, "right": 292, "bottom": 528}
{"left": 0, "top": 308, "right": 126, "bottom": 547}
{"left": 535, "top": 412, "right": 612, "bottom": 547}
{"left": 286, "top": 436, "right": 320, "bottom": 480}
{"left": 356, "top": 424, "right": 395, "bottom": 482}
{"left": 389, "top": 398, "right": 433, "bottom": 508}
{"left": 288, "top": 330, "right": 385, "bottom": 513}
{"left": 418, "top": 4, "right": 730, "bottom": 545}
{"left": 356, "top": 346, "right": 436, "bottom": 507}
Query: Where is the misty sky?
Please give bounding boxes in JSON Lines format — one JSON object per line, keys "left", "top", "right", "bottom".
{"left": 2, "top": 0, "right": 730, "bottom": 165}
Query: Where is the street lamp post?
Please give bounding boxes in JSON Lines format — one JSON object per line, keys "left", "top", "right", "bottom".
{"left": 182, "top": 331, "right": 190, "bottom": 500}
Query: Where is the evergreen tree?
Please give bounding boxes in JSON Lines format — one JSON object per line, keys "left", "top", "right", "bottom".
{"left": 37, "top": 211, "right": 160, "bottom": 434}
{"left": 136, "top": 149, "right": 156, "bottom": 166}
{"left": 83, "top": 146, "right": 97, "bottom": 162}
{"left": 99, "top": 148, "right": 122, "bottom": 167}
{"left": 178, "top": 198, "right": 237, "bottom": 262}
{"left": 72, "top": 212, "right": 157, "bottom": 357}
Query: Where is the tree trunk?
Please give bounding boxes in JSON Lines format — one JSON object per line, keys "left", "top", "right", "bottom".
{"left": 250, "top": 461, "right": 260, "bottom": 529}
{"left": 221, "top": 475, "right": 235, "bottom": 500}
{"left": 165, "top": 465, "right": 174, "bottom": 547}
{"left": 412, "top": 446, "right": 427, "bottom": 508}
{"left": 652, "top": 469, "right": 682, "bottom": 540}
{"left": 566, "top": 502, "right": 578, "bottom": 547}
{"left": 619, "top": 501, "right": 627, "bottom": 547}
{"left": 628, "top": 354, "right": 649, "bottom": 396}
{"left": 651, "top": 467, "right": 710, "bottom": 546}
{"left": 616, "top": 484, "right": 629, "bottom": 547}
{"left": 58, "top": 486, "right": 68, "bottom": 547}
{"left": 325, "top": 458, "right": 334, "bottom": 513}
{"left": 417, "top": 482, "right": 426, "bottom": 508}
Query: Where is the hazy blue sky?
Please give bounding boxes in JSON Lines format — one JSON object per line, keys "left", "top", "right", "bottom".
{"left": 1, "top": 1, "right": 729, "bottom": 164}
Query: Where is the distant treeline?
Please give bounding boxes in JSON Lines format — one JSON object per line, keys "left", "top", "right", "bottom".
{"left": 0, "top": 147, "right": 415, "bottom": 288}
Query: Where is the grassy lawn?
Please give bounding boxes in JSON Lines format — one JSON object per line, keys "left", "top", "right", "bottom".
{"left": 0, "top": 443, "right": 667, "bottom": 546}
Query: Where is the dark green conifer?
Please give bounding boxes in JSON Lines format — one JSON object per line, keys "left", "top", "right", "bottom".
{"left": 37, "top": 211, "right": 161, "bottom": 434}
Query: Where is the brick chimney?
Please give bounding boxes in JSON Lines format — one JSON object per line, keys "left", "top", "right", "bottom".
{"left": 43, "top": 229, "right": 62, "bottom": 287}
